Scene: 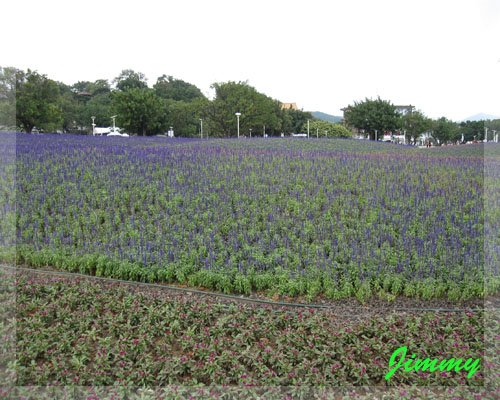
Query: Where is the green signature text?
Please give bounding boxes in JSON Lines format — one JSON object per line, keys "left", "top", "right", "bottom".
{"left": 385, "top": 346, "right": 480, "bottom": 380}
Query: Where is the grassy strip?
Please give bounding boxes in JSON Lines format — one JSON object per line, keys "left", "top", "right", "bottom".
{"left": 14, "top": 246, "right": 498, "bottom": 302}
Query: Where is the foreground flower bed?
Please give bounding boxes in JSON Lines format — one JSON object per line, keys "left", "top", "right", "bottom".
{"left": 15, "top": 270, "right": 487, "bottom": 387}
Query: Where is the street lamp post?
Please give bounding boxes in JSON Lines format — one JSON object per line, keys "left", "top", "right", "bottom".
{"left": 249, "top": 128, "right": 252, "bottom": 137}
{"left": 235, "top": 112, "right": 241, "bottom": 138}
{"left": 111, "top": 115, "right": 117, "bottom": 132}
{"left": 91, "top": 116, "right": 96, "bottom": 136}
{"left": 200, "top": 119, "right": 203, "bottom": 139}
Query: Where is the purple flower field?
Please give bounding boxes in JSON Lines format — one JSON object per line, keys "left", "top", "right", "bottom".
{"left": 7, "top": 133, "right": 500, "bottom": 300}
{"left": 2, "top": 133, "right": 500, "bottom": 395}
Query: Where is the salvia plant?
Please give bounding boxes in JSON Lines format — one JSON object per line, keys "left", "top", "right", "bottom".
{"left": 8, "top": 133, "right": 500, "bottom": 301}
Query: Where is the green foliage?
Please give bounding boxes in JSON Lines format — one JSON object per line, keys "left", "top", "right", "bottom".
{"left": 401, "top": 110, "right": 432, "bottom": 144}
{"left": 56, "top": 81, "right": 85, "bottom": 133}
{"left": 205, "top": 81, "right": 283, "bottom": 136}
{"left": 0, "top": 66, "right": 17, "bottom": 129}
{"left": 485, "top": 118, "right": 500, "bottom": 133}
{"left": 165, "top": 98, "right": 207, "bottom": 137}
{"left": 81, "top": 92, "right": 113, "bottom": 129}
{"left": 280, "top": 107, "right": 313, "bottom": 134}
{"left": 459, "top": 120, "right": 485, "bottom": 142}
{"left": 432, "top": 117, "right": 460, "bottom": 144}
{"left": 16, "top": 69, "right": 63, "bottom": 133}
{"left": 154, "top": 75, "right": 205, "bottom": 102}
{"left": 11, "top": 134, "right": 494, "bottom": 302}
{"left": 303, "top": 119, "right": 352, "bottom": 138}
{"left": 113, "top": 69, "right": 148, "bottom": 92}
{"left": 343, "top": 97, "right": 400, "bottom": 140}
{"left": 111, "top": 88, "right": 166, "bottom": 135}
{"left": 355, "top": 281, "right": 372, "bottom": 304}
{"left": 72, "top": 79, "right": 111, "bottom": 97}
{"left": 13, "top": 270, "right": 488, "bottom": 387}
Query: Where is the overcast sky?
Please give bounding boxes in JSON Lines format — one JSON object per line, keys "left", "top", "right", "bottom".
{"left": 3, "top": 0, "right": 499, "bottom": 121}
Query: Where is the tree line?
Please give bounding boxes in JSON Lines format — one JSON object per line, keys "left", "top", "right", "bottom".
{"left": 0, "top": 66, "right": 496, "bottom": 143}
{"left": 0, "top": 67, "right": 351, "bottom": 138}
{"left": 342, "top": 97, "right": 496, "bottom": 144}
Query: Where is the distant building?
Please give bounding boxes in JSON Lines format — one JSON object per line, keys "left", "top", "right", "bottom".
{"left": 417, "top": 131, "right": 434, "bottom": 147}
{"left": 394, "top": 105, "right": 415, "bottom": 115}
{"left": 281, "top": 102, "right": 299, "bottom": 111}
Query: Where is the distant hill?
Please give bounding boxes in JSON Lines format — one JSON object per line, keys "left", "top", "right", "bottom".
{"left": 463, "top": 113, "right": 500, "bottom": 122}
{"left": 311, "top": 111, "right": 342, "bottom": 123}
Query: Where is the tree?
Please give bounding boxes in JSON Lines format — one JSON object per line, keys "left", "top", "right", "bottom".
{"left": 205, "top": 81, "right": 282, "bottom": 136}
{"left": 0, "top": 66, "right": 17, "bottom": 129}
{"left": 302, "top": 119, "right": 352, "bottom": 137}
{"left": 459, "top": 120, "right": 485, "bottom": 142}
{"left": 113, "top": 69, "right": 148, "bottom": 92}
{"left": 16, "top": 69, "right": 62, "bottom": 133}
{"left": 72, "top": 79, "right": 111, "bottom": 97}
{"left": 343, "top": 97, "right": 400, "bottom": 140}
{"left": 57, "top": 81, "right": 84, "bottom": 132}
{"left": 82, "top": 92, "right": 113, "bottom": 130}
{"left": 164, "top": 97, "right": 208, "bottom": 137}
{"left": 485, "top": 119, "right": 500, "bottom": 133}
{"left": 112, "top": 88, "right": 165, "bottom": 135}
{"left": 154, "top": 75, "right": 205, "bottom": 102}
{"left": 432, "top": 117, "right": 459, "bottom": 144}
{"left": 280, "top": 107, "right": 313, "bottom": 134}
{"left": 401, "top": 110, "right": 432, "bottom": 144}
{"left": 70, "top": 79, "right": 112, "bottom": 132}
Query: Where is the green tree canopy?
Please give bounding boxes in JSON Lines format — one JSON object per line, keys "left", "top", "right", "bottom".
{"left": 72, "top": 79, "right": 111, "bottom": 97}
{"left": 68, "top": 79, "right": 113, "bottom": 132}
{"left": 280, "top": 107, "right": 313, "bottom": 134}
{"left": 343, "top": 97, "right": 401, "bottom": 140}
{"left": 164, "top": 97, "right": 209, "bottom": 137}
{"left": 57, "top": 81, "right": 83, "bottom": 133}
{"left": 154, "top": 75, "right": 205, "bottom": 102}
{"left": 432, "top": 117, "right": 459, "bottom": 144}
{"left": 112, "top": 88, "right": 165, "bottom": 135}
{"left": 401, "top": 110, "right": 432, "bottom": 144}
{"left": 205, "top": 81, "right": 282, "bottom": 137}
{"left": 113, "top": 69, "right": 148, "bottom": 92}
{"left": 16, "top": 69, "right": 62, "bottom": 133}
{"left": 0, "top": 66, "right": 17, "bottom": 129}
{"left": 303, "top": 119, "right": 352, "bottom": 138}
{"left": 459, "top": 120, "right": 486, "bottom": 142}
{"left": 82, "top": 93, "right": 113, "bottom": 129}
{"left": 485, "top": 119, "right": 500, "bottom": 133}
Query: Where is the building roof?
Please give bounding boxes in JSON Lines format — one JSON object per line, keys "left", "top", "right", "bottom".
{"left": 281, "top": 102, "right": 298, "bottom": 110}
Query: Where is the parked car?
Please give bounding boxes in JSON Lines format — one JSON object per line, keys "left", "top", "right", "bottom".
{"left": 107, "top": 131, "right": 129, "bottom": 137}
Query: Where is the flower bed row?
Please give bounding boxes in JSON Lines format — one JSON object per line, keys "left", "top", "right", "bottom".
{"left": 14, "top": 270, "right": 488, "bottom": 387}
{"left": 11, "top": 134, "right": 500, "bottom": 299}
